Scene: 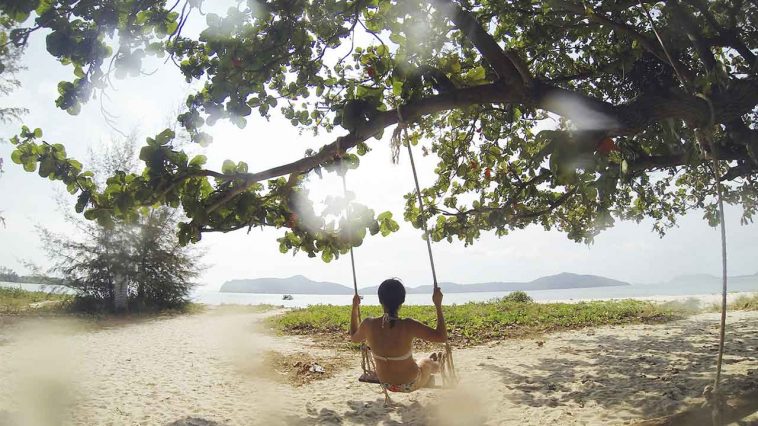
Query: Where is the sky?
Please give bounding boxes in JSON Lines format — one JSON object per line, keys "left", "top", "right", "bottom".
{"left": 0, "top": 4, "right": 756, "bottom": 291}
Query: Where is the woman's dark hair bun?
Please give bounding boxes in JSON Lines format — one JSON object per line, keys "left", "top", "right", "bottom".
{"left": 378, "top": 278, "right": 406, "bottom": 328}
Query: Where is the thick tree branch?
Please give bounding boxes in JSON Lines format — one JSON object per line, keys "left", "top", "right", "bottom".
{"left": 720, "top": 162, "right": 756, "bottom": 181}
{"left": 669, "top": 1, "right": 718, "bottom": 73}
{"left": 724, "top": 119, "right": 758, "bottom": 165}
{"left": 193, "top": 77, "right": 756, "bottom": 201}
{"left": 429, "top": 0, "right": 530, "bottom": 88}
{"left": 554, "top": 1, "right": 695, "bottom": 83}
{"left": 686, "top": 0, "right": 757, "bottom": 66}
{"left": 197, "top": 82, "right": 511, "bottom": 213}
{"left": 629, "top": 150, "right": 745, "bottom": 173}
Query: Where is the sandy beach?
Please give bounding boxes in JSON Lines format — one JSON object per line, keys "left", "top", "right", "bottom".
{"left": 1, "top": 305, "right": 757, "bottom": 425}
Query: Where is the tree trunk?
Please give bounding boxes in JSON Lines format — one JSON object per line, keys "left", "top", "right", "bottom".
{"left": 113, "top": 273, "right": 128, "bottom": 313}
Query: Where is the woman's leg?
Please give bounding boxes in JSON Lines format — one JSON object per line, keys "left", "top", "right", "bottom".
{"left": 414, "top": 353, "right": 441, "bottom": 389}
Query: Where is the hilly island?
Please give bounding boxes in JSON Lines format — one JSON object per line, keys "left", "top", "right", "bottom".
{"left": 218, "top": 272, "right": 630, "bottom": 294}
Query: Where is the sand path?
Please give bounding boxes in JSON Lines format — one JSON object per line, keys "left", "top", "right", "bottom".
{"left": 1, "top": 309, "right": 757, "bottom": 425}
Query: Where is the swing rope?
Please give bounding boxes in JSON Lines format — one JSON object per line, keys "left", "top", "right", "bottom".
{"left": 638, "top": 4, "right": 729, "bottom": 423}
{"left": 397, "top": 105, "right": 458, "bottom": 385}
{"left": 338, "top": 156, "right": 389, "bottom": 403}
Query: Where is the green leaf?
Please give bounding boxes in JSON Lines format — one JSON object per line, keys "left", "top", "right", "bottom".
{"left": 155, "top": 128, "right": 175, "bottom": 145}
{"left": 222, "top": 160, "right": 236, "bottom": 174}
{"left": 189, "top": 155, "right": 207, "bottom": 167}
{"left": 195, "top": 132, "right": 213, "bottom": 147}
{"left": 75, "top": 191, "right": 91, "bottom": 213}
{"left": 321, "top": 248, "right": 334, "bottom": 263}
{"left": 38, "top": 158, "right": 54, "bottom": 177}
{"left": 467, "top": 66, "right": 486, "bottom": 82}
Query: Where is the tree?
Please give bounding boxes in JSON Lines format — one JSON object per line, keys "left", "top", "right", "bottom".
{"left": 4, "top": 0, "right": 757, "bottom": 260}
{"left": 0, "top": 11, "right": 28, "bottom": 226}
{"left": 0, "top": 266, "right": 19, "bottom": 282}
{"left": 0, "top": 12, "right": 26, "bottom": 124}
{"left": 40, "top": 205, "right": 201, "bottom": 311}
{"left": 39, "top": 136, "right": 202, "bottom": 312}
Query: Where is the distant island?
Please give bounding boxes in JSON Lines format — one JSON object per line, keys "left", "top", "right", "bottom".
{"left": 218, "top": 272, "right": 631, "bottom": 294}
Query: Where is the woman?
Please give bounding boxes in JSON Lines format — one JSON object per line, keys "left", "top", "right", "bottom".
{"left": 350, "top": 278, "right": 447, "bottom": 392}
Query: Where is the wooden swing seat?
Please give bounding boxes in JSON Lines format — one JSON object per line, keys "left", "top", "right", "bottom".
{"left": 357, "top": 371, "right": 444, "bottom": 389}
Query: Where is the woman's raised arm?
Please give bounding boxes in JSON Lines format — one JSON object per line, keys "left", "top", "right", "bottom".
{"left": 349, "top": 294, "right": 367, "bottom": 343}
{"left": 409, "top": 287, "right": 447, "bottom": 343}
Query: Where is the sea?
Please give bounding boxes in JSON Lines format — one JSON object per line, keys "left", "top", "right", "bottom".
{"left": 5, "top": 278, "right": 756, "bottom": 308}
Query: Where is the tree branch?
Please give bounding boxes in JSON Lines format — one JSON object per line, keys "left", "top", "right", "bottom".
{"left": 553, "top": 1, "right": 695, "bottom": 82}
{"left": 429, "top": 0, "right": 531, "bottom": 88}
{"left": 188, "top": 75, "right": 755, "bottom": 209}
{"left": 724, "top": 119, "right": 758, "bottom": 165}
{"left": 668, "top": 1, "right": 718, "bottom": 73}
{"left": 629, "top": 150, "right": 745, "bottom": 173}
{"left": 686, "top": 0, "right": 757, "bottom": 66}
{"left": 441, "top": 187, "right": 578, "bottom": 224}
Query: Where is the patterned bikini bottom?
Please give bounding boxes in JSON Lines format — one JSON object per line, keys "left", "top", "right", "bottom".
{"left": 380, "top": 370, "right": 422, "bottom": 393}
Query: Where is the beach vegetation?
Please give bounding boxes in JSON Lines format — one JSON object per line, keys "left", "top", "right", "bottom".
{"left": 500, "top": 291, "right": 533, "bottom": 304}
{"left": 707, "top": 294, "right": 758, "bottom": 312}
{"left": 37, "top": 137, "right": 204, "bottom": 314}
{"left": 270, "top": 299, "right": 683, "bottom": 346}
{"left": 0, "top": 286, "right": 71, "bottom": 314}
{"left": 728, "top": 294, "right": 758, "bottom": 311}
{"left": 3, "top": 1, "right": 756, "bottom": 258}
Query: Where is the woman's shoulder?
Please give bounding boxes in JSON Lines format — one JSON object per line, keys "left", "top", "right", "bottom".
{"left": 363, "top": 316, "right": 414, "bottom": 325}
{"left": 369, "top": 317, "right": 417, "bottom": 327}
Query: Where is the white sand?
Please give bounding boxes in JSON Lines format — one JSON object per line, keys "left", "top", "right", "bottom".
{"left": 541, "top": 291, "right": 758, "bottom": 306}
{"left": 1, "top": 307, "right": 756, "bottom": 425}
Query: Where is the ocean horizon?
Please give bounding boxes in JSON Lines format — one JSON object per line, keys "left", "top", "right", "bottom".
{"left": 193, "top": 277, "right": 758, "bottom": 308}
{"left": 4, "top": 279, "right": 758, "bottom": 309}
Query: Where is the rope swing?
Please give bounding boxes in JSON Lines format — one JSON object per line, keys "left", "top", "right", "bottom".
{"left": 339, "top": 169, "right": 380, "bottom": 388}
{"left": 340, "top": 105, "right": 458, "bottom": 404}
{"left": 637, "top": 5, "right": 730, "bottom": 423}
{"left": 397, "top": 105, "right": 458, "bottom": 386}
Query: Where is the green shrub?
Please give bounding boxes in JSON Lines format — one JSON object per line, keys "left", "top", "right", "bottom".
{"left": 500, "top": 291, "right": 533, "bottom": 303}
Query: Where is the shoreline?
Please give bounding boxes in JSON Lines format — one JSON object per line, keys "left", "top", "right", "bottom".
{"left": 197, "top": 290, "right": 758, "bottom": 307}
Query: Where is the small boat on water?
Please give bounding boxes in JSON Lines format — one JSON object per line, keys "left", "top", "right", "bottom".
{"left": 282, "top": 294, "right": 294, "bottom": 300}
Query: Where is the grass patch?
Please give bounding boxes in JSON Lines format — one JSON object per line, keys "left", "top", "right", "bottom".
{"left": 0, "top": 287, "right": 72, "bottom": 315}
{"left": 269, "top": 298, "right": 686, "bottom": 347}
{"left": 0, "top": 287, "right": 208, "bottom": 319}
{"left": 728, "top": 294, "right": 758, "bottom": 311}
{"left": 707, "top": 294, "right": 758, "bottom": 312}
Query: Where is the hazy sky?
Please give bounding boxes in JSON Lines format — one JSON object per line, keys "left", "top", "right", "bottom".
{"left": 1, "top": 5, "right": 756, "bottom": 291}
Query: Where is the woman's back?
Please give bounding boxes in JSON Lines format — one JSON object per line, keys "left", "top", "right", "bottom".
{"left": 363, "top": 317, "right": 419, "bottom": 384}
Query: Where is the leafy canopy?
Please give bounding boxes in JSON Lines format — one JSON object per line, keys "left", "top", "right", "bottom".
{"left": 4, "top": 0, "right": 757, "bottom": 260}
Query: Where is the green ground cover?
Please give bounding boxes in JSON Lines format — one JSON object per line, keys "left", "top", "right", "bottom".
{"left": 729, "top": 294, "right": 758, "bottom": 310}
{"left": 269, "top": 297, "right": 686, "bottom": 346}
{"left": 0, "top": 286, "right": 71, "bottom": 314}
{"left": 708, "top": 294, "right": 758, "bottom": 312}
